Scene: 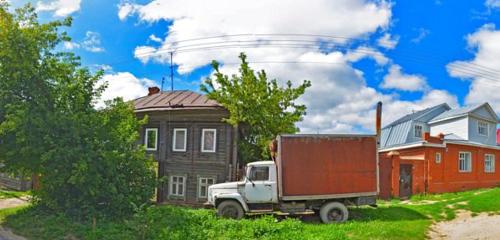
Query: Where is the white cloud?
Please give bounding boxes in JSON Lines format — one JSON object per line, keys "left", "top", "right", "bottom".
{"left": 123, "top": 0, "right": 460, "bottom": 133}
{"left": 411, "top": 28, "right": 430, "bottom": 43}
{"left": 82, "top": 31, "right": 104, "bottom": 53}
{"left": 485, "top": 0, "right": 500, "bottom": 9}
{"left": 36, "top": 0, "right": 81, "bottom": 17}
{"left": 447, "top": 23, "right": 500, "bottom": 113}
{"left": 377, "top": 33, "right": 399, "bottom": 49}
{"left": 96, "top": 72, "right": 157, "bottom": 108}
{"left": 149, "top": 34, "right": 163, "bottom": 43}
{"left": 380, "top": 64, "right": 428, "bottom": 91}
{"left": 63, "top": 41, "right": 80, "bottom": 50}
{"left": 134, "top": 46, "right": 157, "bottom": 64}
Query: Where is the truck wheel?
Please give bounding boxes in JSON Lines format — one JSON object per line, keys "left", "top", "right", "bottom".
{"left": 217, "top": 200, "right": 244, "bottom": 220}
{"left": 319, "top": 202, "right": 348, "bottom": 224}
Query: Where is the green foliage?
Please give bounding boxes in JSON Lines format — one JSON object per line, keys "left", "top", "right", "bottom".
{"left": 0, "top": 4, "right": 155, "bottom": 218}
{"left": 201, "top": 53, "right": 311, "bottom": 162}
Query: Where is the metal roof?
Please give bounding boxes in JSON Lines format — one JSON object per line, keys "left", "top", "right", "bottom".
{"left": 133, "top": 90, "right": 223, "bottom": 112}
{"left": 429, "top": 103, "right": 499, "bottom": 123}
{"left": 384, "top": 103, "right": 450, "bottom": 129}
{"left": 380, "top": 120, "right": 412, "bottom": 148}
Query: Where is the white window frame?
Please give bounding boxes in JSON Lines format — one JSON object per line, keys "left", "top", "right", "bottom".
{"left": 414, "top": 125, "right": 423, "bottom": 138}
{"left": 197, "top": 177, "right": 216, "bottom": 198}
{"left": 477, "top": 121, "right": 488, "bottom": 136}
{"left": 485, "top": 154, "right": 495, "bottom": 173}
{"left": 172, "top": 128, "right": 187, "bottom": 152}
{"left": 169, "top": 175, "right": 186, "bottom": 197}
{"left": 458, "top": 152, "right": 472, "bottom": 173}
{"left": 144, "top": 128, "right": 158, "bottom": 151}
{"left": 435, "top": 152, "right": 442, "bottom": 164}
{"left": 201, "top": 129, "right": 217, "bottom": 153}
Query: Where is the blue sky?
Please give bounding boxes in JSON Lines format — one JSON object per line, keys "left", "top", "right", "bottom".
{"left": 9, "top": 0, "right": 500, "bottom": 133}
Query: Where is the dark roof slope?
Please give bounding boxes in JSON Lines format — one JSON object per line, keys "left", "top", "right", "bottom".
{"left": 384, "top": 103, "right": 450, "bottom": 129}
{"left": 134, "top": 90, "right": 222, "bottom": 112}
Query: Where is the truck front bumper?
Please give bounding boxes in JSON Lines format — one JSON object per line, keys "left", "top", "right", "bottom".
{"left": 203, "top": 202, "right": 214, "bottom": 209}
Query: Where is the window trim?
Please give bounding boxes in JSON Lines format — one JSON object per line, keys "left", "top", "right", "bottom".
{"left": 414, "top": 124, "right": 423, "bottom": 138}
{"left": 477, "top": 121, "right": 489, "bottom": 136}
{"left": 201, "top": 128, "right": 217, "bottom": 153}
{"left": 169, "top": 175, "right": 186, "bottom": 197}
{"left": 144, "top": 128, "right": 158, "bottom": 151}
{"left": 172, "top": 128, "right": 187, "bottom": 152}
{"left": 458, "top": 151, "right": 472, "bottom": 173}
{"left": 197, "top": 177, "right": 216, "bottom": 199}
{"left": 484, "top": 154, "right": 495, "bottom": 173}
{"left": 435, "top": 152, "right": 442, "bottom": 164}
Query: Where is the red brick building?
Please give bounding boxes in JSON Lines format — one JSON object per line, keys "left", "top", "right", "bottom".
{"left": 379, "top": 103, "right": 499, "bottom": 198}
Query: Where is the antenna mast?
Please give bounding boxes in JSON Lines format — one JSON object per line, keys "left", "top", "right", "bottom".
{"left": 170, "top": 51, "right": 174, "bottom": 91}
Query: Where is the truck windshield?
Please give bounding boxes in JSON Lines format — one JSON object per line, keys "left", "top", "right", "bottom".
{"left": 248, "top": 166, "right": 269, "bottom": 181}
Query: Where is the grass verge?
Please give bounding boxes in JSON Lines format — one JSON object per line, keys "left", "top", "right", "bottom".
{"left": 0, "top": 187, "right": 498, "bottom": 240}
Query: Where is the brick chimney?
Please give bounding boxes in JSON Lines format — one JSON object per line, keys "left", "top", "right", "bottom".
{"left": 148, "top": 87, "right": 160, "bottom": 96}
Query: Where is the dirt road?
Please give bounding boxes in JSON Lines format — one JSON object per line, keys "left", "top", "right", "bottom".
{"left": 428, "top": 210, "right": 500, "bottom": 240}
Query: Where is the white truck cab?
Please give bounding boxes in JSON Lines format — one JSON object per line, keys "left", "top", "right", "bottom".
{"left": 207, "top": 161, "right": 278, "bottom": 216}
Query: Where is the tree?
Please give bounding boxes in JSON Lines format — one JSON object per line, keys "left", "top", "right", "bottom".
{"left": 201, "top": 53, "right": 311, "bottom": 163}
{"left": 0, "top": 3, "right": 155, "bottom": 219}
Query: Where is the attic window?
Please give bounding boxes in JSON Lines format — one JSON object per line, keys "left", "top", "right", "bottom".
{"left": 414, "top": 125, "right": 423, "bottom": 138}
{"left": 478, "top": 121, "right": 488, "bottom": 136}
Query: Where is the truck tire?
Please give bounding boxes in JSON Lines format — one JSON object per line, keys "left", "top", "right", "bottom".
{"left": 319, "top": 202, "right": 348, "bottom": 224}
{"left": 217, "top": 200, "right": 244, "bottom": 220}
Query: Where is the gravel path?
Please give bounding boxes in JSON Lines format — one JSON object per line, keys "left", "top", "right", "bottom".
{"left": 428, "top": 210, "right": 500, "bottom": 240}
{"left": 0, "top": 198, "right": 28, "bottom": 210}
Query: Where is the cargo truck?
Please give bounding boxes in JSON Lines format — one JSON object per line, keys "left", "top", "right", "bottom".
{"left": 206, "top": 103, "right": 382, "bottom": 224}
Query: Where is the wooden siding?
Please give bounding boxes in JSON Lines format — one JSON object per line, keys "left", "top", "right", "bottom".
{"left": 137, "top": 109, "right": 235, "bottom": 204}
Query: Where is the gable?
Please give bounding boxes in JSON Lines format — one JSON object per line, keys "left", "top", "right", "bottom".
{"left": 471, "top": 104, "right": 499, "bottom": 123}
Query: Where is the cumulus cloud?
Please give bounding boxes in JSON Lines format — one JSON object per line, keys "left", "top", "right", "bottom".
{"left": 411, "top": 28, "right": 430, "bottom": 43}
{"left": 377, "top": 33, "right": 399, "bottom": 49}
{"left": 95, "top": 72, "right": 157, "bottom": 108}
{"left": 63, "top": 41, "right": 80, "bottom": 50}
{"left": 447, "top": 23, "right": 500, "bottom": 113}
{"left": 121, "top": 0, "right": 459, "bottom": 133}
{"left": 82, "top": 31, "right": 105, "bottom": 53}
{"left": 380, "top": 64, "right": 429, "bottom": 91}
{"left": 36, "top": 0, "right": 81, "bottom": 17}
{"left": 149, "top": 34, "right": 163, "bottom": 43}
{"left": 485, "top": 0, "right": 500, "bottom": 9}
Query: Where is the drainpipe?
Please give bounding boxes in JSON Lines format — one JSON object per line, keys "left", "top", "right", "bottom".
{"left": 376, "top": 101, "right": 382, "bottom": 194}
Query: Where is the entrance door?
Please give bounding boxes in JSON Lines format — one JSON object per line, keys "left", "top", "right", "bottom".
{"left": 399, "top": 164, "right": 412, "bottom": 199}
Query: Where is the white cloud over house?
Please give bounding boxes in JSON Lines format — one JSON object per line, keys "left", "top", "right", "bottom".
{"left": 381, "top": 64, "right": 429, "bottom": 91}
{"left": 447, "top": 23, "right": 500, "bottom": 113}
{"left": 377, "top": 33, "right": 399, "bottom": 49}
{"left": 119, "top": 0, "right": 458, "bottom": 133}
{"left": 95, "top": 72, "right": 157, "bottom": 109}
{"left": 36, "top": 0, "right": 81, "bottom": 17}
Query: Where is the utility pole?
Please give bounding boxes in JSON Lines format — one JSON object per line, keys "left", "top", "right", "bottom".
{"left": 170, "top": 51, "right": 174, "bottom": 91}
{"left": 161, "top": 76, "right": 165, "bottom": 91}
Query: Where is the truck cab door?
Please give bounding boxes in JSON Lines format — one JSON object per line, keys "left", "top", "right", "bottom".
{"left": 244, "top": 166, "right": 275, "bottom": 203}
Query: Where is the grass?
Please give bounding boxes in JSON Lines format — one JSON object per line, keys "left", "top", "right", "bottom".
{"left": 0, "top": 189, "right": 29, "bottom": 200}
{"left": 0, "top": 188, "right": 499, "bottom": 240}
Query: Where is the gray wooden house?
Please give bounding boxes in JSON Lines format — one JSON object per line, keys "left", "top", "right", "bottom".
{"left": 134, "top": 88, "right": 238, "bottom": 205}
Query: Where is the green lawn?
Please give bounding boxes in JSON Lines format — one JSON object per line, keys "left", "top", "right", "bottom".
{"left": 0, "top": 189, "right": 29, "bottom": 200}
{"left": 0, "top": 188, "right": 499, "bottom": 240}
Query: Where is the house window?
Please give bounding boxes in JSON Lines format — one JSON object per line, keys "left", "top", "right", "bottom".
{"left": 478, "top": 121, "right": 488, "bottom": 136}
{"left": 201, "top": 129, "right": 217, "bottom": 153}
{"left": 198, "top": 177, "right": 215, "bottom": 198}
{"left": 458, "top": 152, "right": 472, "bottom": 172}
{"left": 145, "top": 128, "right": 158, "bottom": 151}
{"left": 485, "top": 154, "right": 495, "bottom": 173}
{"left": 435, "top": 152, "right": 442, "bottom": 164}
{"left": 173, "top": 128, "right": 187, "bottom": 152}
{"left": 169, "top": 176, "right": 185, "bottom": 197}
{"left": 249, "top": 166, "right": 269, "bottom": 181}
{"left": 414, "top": 125, "right": 423, "bottom": 138}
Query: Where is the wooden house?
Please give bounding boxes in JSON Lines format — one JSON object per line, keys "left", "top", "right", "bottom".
{"left": 133, "top": 88, "right": 238, "bottom": 205}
